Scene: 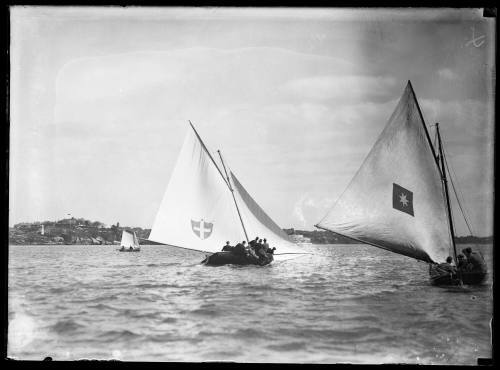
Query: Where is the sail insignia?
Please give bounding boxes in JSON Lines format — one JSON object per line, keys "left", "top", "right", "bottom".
{"left": 191, "top": 219, "right": 214, "bottom": 240}
{"left": 392, "top": 183, "right": 414, "bottom": 216}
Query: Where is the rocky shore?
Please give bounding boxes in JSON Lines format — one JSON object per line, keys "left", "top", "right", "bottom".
{"left": 9, "top": 218, "right": 150, "bottom": 245}
{"left": 9, "top": 218, "right": 492, "bottom": 246}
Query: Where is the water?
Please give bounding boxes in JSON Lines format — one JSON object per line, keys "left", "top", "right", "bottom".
{"left": 8, "top": 244, "right": 492, "bottom": 364}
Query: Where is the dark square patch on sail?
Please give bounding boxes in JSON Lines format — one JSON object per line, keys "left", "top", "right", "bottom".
{"left": 392, "top": 183, "right": 414, "bottom": 216}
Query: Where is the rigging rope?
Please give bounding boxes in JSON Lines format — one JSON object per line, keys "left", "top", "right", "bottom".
{"left": 440, "top": 138, "right": 476, "bottom": 237}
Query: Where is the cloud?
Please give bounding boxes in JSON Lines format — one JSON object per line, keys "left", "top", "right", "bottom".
{"left": 281, "top": 75, "right": 398, "bottom": 103}
{"left": 292, "top": 195, "right": 307, "bottom": 227}
{"left": 420, "top": 98, "right": 492, "bottom": 144}
{"left": 292, "top": 193, "right": 337, "bottom": 228}
{"left": 437, "top": 68, "right": 458, "bottom": 80}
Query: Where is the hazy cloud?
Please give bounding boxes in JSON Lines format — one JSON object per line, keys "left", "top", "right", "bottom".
{"left": 437, "top": 68, "right": 459, "bottom": 80}
{"left": 282, "top": 75, "right": 398, "bottom": 103}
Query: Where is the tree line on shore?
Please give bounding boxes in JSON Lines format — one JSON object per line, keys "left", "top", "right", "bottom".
{"left": 281, "top": 228, "right": 492, "bottom": 245}
{"left": 8, "top": 218, "right": 493, "bottom": 245}
{"left": 9, "top": 218, "right": 150, "bottom": 245}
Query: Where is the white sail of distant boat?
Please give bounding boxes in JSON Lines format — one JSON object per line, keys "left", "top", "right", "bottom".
{"left": 120, "top": 230, "right": 140, "bottom": 251}
{"left": 316, "top": 81, "right": 453, "bottom": 264}
{"left": 149, "top": 121, "right": 305, "bottom": 261}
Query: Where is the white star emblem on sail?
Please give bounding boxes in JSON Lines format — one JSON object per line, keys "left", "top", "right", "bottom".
{"left": 399, "top": 194, "right": 409, "bottom": 207}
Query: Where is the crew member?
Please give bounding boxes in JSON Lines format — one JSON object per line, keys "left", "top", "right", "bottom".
{"left": 249, "top": 237, "right": 259, "bottom": 248}
{"left": 233, "top": 241, "right": 248, "bottom": 256}
{"left": 263, "top": 238, "right": 270, "bottom": 252}
{"left": 457, "top": 254, "right": 467, "bottom": 269}
{"left": 462, "top": 247, "right": 484, "bottom": 271}
{"left": 437, "top": 256, "right": 456, "bottom": 274}
{"left": 222, "top": 241, "right": 233, "bottom": 252}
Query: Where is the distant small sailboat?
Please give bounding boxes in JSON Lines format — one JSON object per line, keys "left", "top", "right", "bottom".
{"left": 315, "top": 81, "right": 487, "bottom": 286}
{"left": 118, "top": 230, "right": 141, "bottom": 252}
{"left": 148, "top": 121, "right": 306, "bottom": 265}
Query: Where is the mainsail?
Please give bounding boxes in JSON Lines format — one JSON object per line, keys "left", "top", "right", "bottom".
{"left": 149, "top": 125, "right": 245, "bottom": 253}
{"left": 149, "top": 122, "right": 304, "bottom": 260}
{"left": 316, "top": 81, "right": 452, "bottom": 264}
{"left": 120, "top": 230, "right": 140, "bottom": 250}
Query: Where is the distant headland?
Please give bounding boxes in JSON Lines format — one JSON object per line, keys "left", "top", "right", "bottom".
{"left": 8, "top": 218, "right": 493, "bottom": 246}
{"left": 282, "top": 228, "right": 493, "bottom": 245}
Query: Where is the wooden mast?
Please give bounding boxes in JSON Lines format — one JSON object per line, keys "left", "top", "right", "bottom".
{"left": 217, "top": 150, "right": 249, "bottom": 243}
{"left": 188, "top": 120, "right": 231, "bottom": 188}
{"left": 435, "top": 122, "right": 458, "bottom": 264}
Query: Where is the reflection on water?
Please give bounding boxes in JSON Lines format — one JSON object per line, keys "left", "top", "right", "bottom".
{"left": 8, "top": 244, "right": 492, "bottom": 363}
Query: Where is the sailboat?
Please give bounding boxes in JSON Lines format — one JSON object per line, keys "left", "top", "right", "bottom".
{"left": 148, "top": 121, "right": 306, "bottom": 265}
{"left": 118, "top": 229, "right": 141, "bottom": 252}
{"left": 315, "top": 81, "right": 487, "bottom": 286}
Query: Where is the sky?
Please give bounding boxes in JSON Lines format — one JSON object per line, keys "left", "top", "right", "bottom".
{"left": 9, "top": 7, "right": 495, "bottom": 236}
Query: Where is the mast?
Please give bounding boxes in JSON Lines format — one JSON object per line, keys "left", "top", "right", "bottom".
{"left": 407, "top": 81, "right": 441, "bottom": 170}
{"left": 435, "top": 122, "right": 458, "bottom": 264}
{"left": 217, "top": 150, "right": 249, "bottom": 243}
{"left": 410, "top": 82, "right": 457, "bottom": 264}
{"left": 188, "top": 120, "right": 231, "bottom": 189}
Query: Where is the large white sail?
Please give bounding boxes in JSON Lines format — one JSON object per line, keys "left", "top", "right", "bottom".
{"left": 230, "top": 171, "right": 305, "bottom": 261}
{"left": 148, "top": 125, "right": 246, "bottom": 253}
{"left": 316, "top": 82, "right": 452, "bottom": 264}
{"left": 120, "top": 230, "right": 140, "bottom": 250}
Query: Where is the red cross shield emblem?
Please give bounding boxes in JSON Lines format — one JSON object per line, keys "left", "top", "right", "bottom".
{"left": 191, "top": 219, "right": 213, "bottom": 240}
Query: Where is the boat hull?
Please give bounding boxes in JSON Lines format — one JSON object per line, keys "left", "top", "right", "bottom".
{"left": 429, "top": 264, "right": 487, "bottom": 286}
{"left": 117, "top": 248, "right": 141, "bottom": 252}
{"left": 201, "top": 251, "right": 273, "bottom": 266}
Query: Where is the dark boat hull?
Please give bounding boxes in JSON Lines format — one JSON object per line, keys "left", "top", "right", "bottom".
{"left": 429, "top": 264, "right": 487, "bottom": 286}
{"left": 117, "top": 248, "right": 141, "bottom": 252}
{"left": 202, "top": 251, "right": 273, "bottom": 266}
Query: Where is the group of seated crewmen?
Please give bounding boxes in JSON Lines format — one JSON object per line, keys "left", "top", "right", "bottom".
{"left": 221, "top": 236, "right": 276, "bottom": 263}
{"left": 436, "top": 247, "right": 485, "bottom": 275}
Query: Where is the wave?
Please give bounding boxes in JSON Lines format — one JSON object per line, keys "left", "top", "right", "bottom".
{"left": 70, "top": 294, "right": 121, "bottom": 304}
{"left": 120, "top": 310, "right": 160, "bottom": 320}
{"left": 145, "top": 263, "right": 179, "bottom": 268}
{"left": 231, "top": 327, "right": 266, "bottom": 339}
{"left": 87, "top": 303, "right": 121, "bottom": 311}
{"left": 274, "top": 327, "right": 387, "bottom": 343}
{"left": 98, "top": 329, "right": 141, "bottom": 341}
{"left": 133, "top": 283, "right": 180, "bottom": 289}
{"left": 48, "top": 287, "right": 73, "bottom": 294}
{"left": 267, "top": 341, "right": 308, "bottom": 352}
{"left": 188, "top": 308, "right": 221, "bottom": 317}
{"left": 161, "top": 317, "right": 177, "bottom": 323}
{"left": 49, "top": 319, "right": 85, "bottom": 334}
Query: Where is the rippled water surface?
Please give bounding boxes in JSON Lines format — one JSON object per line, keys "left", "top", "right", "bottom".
{"left": 8, "top": 244, "right": 492, "bottom": 363}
